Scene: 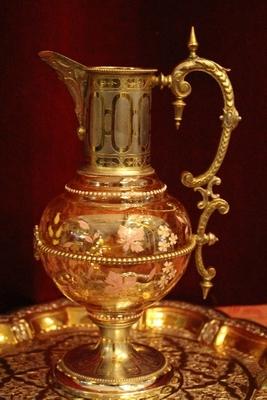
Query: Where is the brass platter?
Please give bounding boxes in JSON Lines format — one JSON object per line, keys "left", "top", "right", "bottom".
{"left": 0, "top": 299, "right": 266, "bottom": 399}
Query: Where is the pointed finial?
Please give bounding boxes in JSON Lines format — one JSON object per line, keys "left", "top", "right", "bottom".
{"left": 200, "top": 280, "right": 213, "bottom": 300}
{"left": 188, "top": 26, "right": 198, "bottom": 58}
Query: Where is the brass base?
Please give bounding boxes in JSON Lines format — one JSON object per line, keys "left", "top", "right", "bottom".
{"left": 53, "top": 343, "right": 174, "bottom": 399}
{"left": 0, "top": 300, "right": 266, "bottom": 399}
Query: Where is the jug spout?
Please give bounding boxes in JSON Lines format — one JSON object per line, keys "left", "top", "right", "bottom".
{"left": 39, "top": 51, "right": 89, "bottom": 141}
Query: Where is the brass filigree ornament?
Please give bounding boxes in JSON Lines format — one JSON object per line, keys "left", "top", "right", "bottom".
{"left": 34, "top": 27, "right": 241, "bottom": 398}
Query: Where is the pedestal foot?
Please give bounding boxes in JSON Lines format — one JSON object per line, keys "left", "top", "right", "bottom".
{"left": 53, "top": 342, "right": 174, "bottom": 399}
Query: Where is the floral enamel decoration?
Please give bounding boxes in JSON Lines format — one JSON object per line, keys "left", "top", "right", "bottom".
{"left": 157, "top": 224, "right": 178, "bottom": 252}
{"left": 77, "top": 219, "right": 102, "bottom": 244}
{"left": 104, "top": 271, "right": 137, "bottom": 294}
{"left": 78, "top": 219, "right": 90, "bottom": 230}
{"left": 157, "top": 225, "right": 171, "bottom": 239}
{"left": 148, "top": 267, "right": 157, "bottom": 281}
{"left": 62, "top": 218, "right": 102, "bottom": 252}
{"left": 158, "top": 261, "right": 176, "bottom": 290}
{"left": 158, "top": 241, "right": 170, "bottom": 252}
{"left": 177, "top": 214, "right": 190, "bottom": 239}
{"left": 117, "top": 225, "right": 145, "bottom": 253}
{"left": 84, "top": 232, "right": 100, "bottom": 243}
{"left": 169, "top": 233, "right": 178, "bottom": 246}
{"left": 48, "top": 212, "right": 63, "bottom": 246}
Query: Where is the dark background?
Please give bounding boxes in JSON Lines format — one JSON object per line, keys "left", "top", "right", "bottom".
{"left": 0, "top": 0, "right": 266, "bottom": 312}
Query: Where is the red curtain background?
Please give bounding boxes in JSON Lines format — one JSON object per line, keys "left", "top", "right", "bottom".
{"left": 0, "top": 0, "right": 266, "bottom": 312}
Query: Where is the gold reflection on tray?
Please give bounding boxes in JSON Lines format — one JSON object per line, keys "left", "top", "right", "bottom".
{"left": 0, "top": 299, "right": 266, "bottom": 399}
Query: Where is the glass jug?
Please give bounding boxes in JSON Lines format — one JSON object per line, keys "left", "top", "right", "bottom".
{"left": 35, "top": 27, "right": 240, "bottom": 399}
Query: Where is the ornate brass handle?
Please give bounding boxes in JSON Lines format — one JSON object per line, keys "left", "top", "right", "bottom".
{"left": 155, "top": 27, "right": 241, "bottom": 299}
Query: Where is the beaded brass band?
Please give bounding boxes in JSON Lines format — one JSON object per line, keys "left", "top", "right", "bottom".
{"left": 34, "top": 226, "right": 196, "bottom": 265}
{"left": 65, "top": 183, "right": 167, "bottom": 199}
{"left": 56, "top": 359, "right": 170, "bottom": 385}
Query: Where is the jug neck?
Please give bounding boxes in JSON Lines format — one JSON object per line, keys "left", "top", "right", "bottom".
{"left": 80, "top": 67, "right": 157, "bottom": 177}
{"left": 39, "top": 53, "right": 157, "bottom": 177}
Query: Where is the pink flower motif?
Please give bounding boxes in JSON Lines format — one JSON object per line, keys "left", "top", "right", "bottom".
{"left": 123, "top": 276, "right": 137, "bottom": 289}
{"left": 104, "top": 271, "right": 137, "bottom": 294}
{"left": 105, "top": 271, "right": 123, "bottom": 287}
{"left": 163, "top": 261, "right": 176, "bottom": 280}
{"left": 169, "top": 233, "right": 178, "bottom": 246}
{"left": 158, "top": 240, "right": 170, "bottom": 252}
{"left": 163, "top": 260, "right": 175, "bottom": 272}
{"left": 157, "top": 225, "right": 171, "bottom": 238}
{"left": 158, "top": 261, "right": 176, "bottom": 290}
{"left": 117, "top": 225, "right": 145, "bottom": 253}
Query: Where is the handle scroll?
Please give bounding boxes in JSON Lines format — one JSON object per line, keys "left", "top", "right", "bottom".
{"left": 156, "top": 27, "right": 241, "bottom": 298}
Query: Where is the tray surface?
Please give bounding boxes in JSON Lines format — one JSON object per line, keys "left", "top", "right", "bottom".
{"left": 0, "top": 299, "right": 266, "bottom": 399}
